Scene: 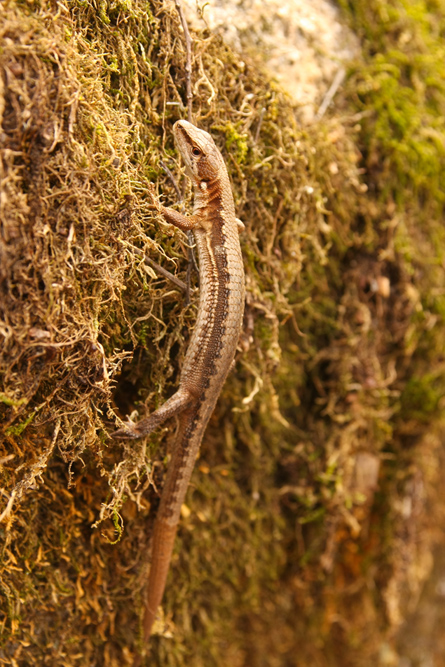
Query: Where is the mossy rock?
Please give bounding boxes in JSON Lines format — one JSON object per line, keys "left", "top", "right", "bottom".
{"left": 1, "top": 1, "right": 445, "bottom": 666}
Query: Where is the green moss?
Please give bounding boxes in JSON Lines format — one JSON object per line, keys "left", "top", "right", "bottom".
{"left": 0, "top": 393, "right": 26, "bottom": 407}
{"left": 400, "top": 374, "right": 442, "bottom": 421}
{"left": 342, "top": 0, "right": 445, "bottom": 210}
{"left": 299, "top": 507, "right": 326, "bottom": 525}
{"left": 213, "top": 121, "right": 249, "bottom": 164}
{"left": 2, "top": 1, "right": 445, "bottom": 666}
{"left": 5, "top": 411, "right": 36, "bottom": 436}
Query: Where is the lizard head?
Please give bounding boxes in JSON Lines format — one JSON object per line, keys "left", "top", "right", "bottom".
{"left": 173, "top": 120, "right": 224, "bottom": 188}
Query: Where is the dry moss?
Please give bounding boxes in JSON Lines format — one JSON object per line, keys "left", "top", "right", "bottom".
{"left": 1, "top": 1, "right": 445, "bottom": 666}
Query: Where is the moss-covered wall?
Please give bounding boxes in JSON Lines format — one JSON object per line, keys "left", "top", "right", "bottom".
{"left": 1, "top": 1, "right": 445, "bottom": 666}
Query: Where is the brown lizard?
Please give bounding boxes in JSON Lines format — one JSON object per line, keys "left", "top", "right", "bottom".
{"left": 112, "top": 120, "right": 245, "bottom": 645}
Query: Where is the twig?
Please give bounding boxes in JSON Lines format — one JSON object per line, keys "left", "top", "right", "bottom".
{"left": 174, "top": 0, "right": 193, "bottom": 122}
{"left": 0, "top": 489, "right": 16, "bottom": 524}
{"left": 161, "top": 0, "right": 198, "bottom": 303}
{"left": 254, "top": 107, "right": 266, "bottom": 144}
{"left": 194, "top": 54, "right": 216, "bottom": 106}
{"left": 142, "top": 254, "right": 189, "bottom": 293}
{"left": 186, "top": 230, "right": 199, "bottom": 270}
{"left": 159, "top": 159, "right": 183, "bottom": 203}
{"left": 118, "top": 239, "right": 189, "bottom": 293}
{"left": 315, "top": 67, "right": 346, "bottom": 121}
{"left": 159, "top": 160, "right": 199, "bottom": 304}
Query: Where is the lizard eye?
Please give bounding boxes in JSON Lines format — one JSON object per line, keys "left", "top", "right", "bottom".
{"left": 192, "top": 147, "right": 201, "bottom": 157}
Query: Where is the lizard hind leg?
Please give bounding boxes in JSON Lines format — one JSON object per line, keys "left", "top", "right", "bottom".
{"left": 111, "top": 387, "right": 193, "bottom": 440}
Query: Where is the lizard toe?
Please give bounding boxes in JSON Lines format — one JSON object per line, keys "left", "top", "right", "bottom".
{"left": 110, "top": 423, "right": 141, "bottom": 439}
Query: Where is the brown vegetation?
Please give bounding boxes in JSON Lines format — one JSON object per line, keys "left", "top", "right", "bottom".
{"left": 1, "top": 1, "right": 445, "bottom": 666}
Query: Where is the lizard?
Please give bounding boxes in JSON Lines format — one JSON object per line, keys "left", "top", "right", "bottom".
{"left": 112, "top": 119, "right": 245, "bottom": 646}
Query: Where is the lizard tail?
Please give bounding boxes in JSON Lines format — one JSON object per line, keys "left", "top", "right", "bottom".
{"left": 142, "top": 519, "right": 178, "bottom": 642}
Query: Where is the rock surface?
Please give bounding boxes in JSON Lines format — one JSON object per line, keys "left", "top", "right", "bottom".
{"left": 183, "top": 0, "right": 359, "bottom": 120}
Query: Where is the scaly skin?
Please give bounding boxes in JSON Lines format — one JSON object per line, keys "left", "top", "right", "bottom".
{"left": 112, "top": 120, "right": 245, "bottom": 650}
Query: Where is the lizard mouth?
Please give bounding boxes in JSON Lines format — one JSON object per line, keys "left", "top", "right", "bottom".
{"left": 174, "top": 121, "right": 196, "bottom": 151}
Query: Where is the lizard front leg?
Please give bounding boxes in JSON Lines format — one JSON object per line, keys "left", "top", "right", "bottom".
{"left": 147, "top": 183, "right": 199, "bottom": 232}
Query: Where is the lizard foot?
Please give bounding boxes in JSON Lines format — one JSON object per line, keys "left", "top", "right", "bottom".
{"left": 111, "top": 411, "right": 168, "bottom": 439}
{"left": 111, "top": 421, "right": 143, "bottom": 439}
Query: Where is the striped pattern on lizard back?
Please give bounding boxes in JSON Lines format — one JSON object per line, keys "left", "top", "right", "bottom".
{"left": 111, "top": 119, "right": 245, "bottom": 652}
